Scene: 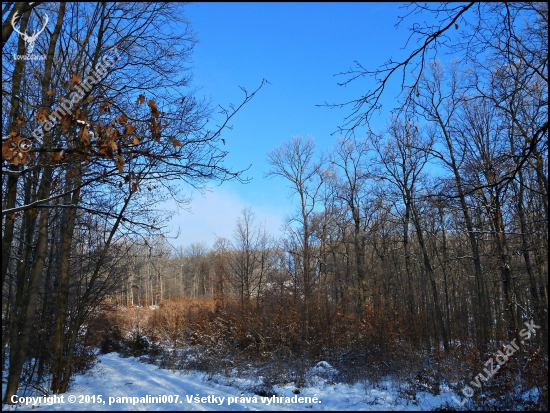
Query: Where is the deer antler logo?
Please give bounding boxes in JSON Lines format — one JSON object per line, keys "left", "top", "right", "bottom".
{"left": 11, "top": 11, "right": 49, "bottom": 54}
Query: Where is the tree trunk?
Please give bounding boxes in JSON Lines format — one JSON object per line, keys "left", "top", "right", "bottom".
{"left": 4, "top": 166, "right": 53, "bottom": 403}
{"left": 1, "top": 5, "right": 30, "bottom": 292}
{"left": 412, "top": 203, "right": 449, "bottom": 353}
{"left": 51, "top": 167, "right": 81, "bottom": 393}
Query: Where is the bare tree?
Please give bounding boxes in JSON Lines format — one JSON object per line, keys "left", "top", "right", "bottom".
{"left": 227, "top": 208, "right": 271, "bottom": 311}
{"left": 372, "top": 116, "right": 423, "bottom": 317}
{"left": 266, "top": 135, "right": 325, "bottom": 335}
{"left": 328, "top": 136, "right": 373, "bottom": 311}
{"left": 323, "top": 3, "right": 547, "bottom": 137}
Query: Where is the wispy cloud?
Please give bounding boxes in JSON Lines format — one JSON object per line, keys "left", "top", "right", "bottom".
{"left": 161, "top": 187, "right": 287, "bottom": 249}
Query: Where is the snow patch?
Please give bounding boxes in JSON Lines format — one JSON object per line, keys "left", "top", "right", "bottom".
{"left": 0, "top": 353, "right": 479, "bottom": 411}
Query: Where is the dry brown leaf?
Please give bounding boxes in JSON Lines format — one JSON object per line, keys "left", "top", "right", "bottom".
{"left": 51, "top": 152, "right": 61, "bottom": 163}
{"left": 116, "top": 153, "right": 125, "bottom": 173}
{"left": 70, "top": 74, "right": 82, "bottom": 89}
{"left": 125, "top": 123, "right": 137, "bottom": 135}
{"left": 100, "top": 101, "right": 111, "bottom": 113}
{"left": 35, "top": 109, "right": 47, "bottom": 122}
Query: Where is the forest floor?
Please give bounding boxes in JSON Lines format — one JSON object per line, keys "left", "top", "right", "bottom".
{"left": 2, "top": 351, "right": 463, "bottom": 411}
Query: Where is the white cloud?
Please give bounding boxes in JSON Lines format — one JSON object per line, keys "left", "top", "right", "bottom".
{"left": 161, "top": 187, "right": 287, "bottom": 249}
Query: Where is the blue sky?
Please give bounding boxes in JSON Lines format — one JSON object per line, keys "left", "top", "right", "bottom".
{"left": 165, "top": 2, "right": 429, "bottom": 248}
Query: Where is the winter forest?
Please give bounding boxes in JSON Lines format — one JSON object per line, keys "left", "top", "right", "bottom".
{"left": 1, "top": 2, "right": 548, "bottom": 411}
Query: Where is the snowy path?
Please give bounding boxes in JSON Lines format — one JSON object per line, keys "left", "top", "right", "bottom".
{"left": 4, "top": 353, "right": 291, "bottom": 411}
{"left": 69, "top": 353, "right": 266, "bottom": 411}
{"left": 3, "top": 353, "right": 456, "bottom": 410}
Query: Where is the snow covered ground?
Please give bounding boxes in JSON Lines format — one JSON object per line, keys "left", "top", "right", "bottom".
{"left": 3, "top": 352, "right": 460, "bottom": 410}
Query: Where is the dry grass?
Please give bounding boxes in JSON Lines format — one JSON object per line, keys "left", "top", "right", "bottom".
{"left": 90, "top": 296, "right": 547, "bottom": 410}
